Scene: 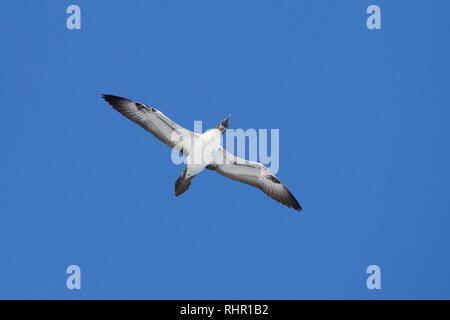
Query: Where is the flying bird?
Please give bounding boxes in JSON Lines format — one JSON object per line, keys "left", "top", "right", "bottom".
{"left": 102, "top": 94, "right": 302, "bottom": 211}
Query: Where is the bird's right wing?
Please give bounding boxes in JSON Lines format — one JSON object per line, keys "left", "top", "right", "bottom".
{"left": 102, "top": 94, "right": 198, "bottom": 157}
{"left": 207, "top": 146, "right": 302, "bottom": 211}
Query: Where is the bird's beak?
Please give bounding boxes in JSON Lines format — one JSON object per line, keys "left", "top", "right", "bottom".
{"left": 221, "top": 114, "right": 231, "bottom": 129}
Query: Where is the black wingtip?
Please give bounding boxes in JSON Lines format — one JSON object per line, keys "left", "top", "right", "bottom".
{"left": 102, "top": 94, "right": 129, "bottom": 104}
{"left": 293, "top": 201, "right": 302, "bottom": 212}
{"left": 287, "top": 189, "right": 302, "bottom": 212}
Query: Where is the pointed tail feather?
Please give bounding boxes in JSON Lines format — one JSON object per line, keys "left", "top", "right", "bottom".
{"left": 175, "top": 168, "right": 195, "bottom": 197}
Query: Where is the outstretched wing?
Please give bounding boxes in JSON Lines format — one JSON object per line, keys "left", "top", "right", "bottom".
{"left": 102, "top": 94, "right": 197, "bottom": 157}
{"left": 207, "top": 147, "right": 302, "bottom": 211}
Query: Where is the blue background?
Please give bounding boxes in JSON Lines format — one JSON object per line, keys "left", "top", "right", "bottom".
{"left": 1, "top": 0, "right": 449, "bottom": 299}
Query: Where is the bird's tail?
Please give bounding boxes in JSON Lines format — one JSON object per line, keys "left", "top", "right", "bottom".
{"left": 175, "top": 167, "right": 195, "bottom": 197}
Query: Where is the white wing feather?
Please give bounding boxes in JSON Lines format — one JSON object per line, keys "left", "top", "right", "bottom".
{"left": 102, "top": 94, "right": 197, "bottom": 157}
{"left": 207, "top": 147, "right": 302, "bottom": 211}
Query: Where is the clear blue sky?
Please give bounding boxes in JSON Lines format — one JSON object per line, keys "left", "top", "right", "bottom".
{"left": 1, "top": 0, "right": 449, "bottom": 299}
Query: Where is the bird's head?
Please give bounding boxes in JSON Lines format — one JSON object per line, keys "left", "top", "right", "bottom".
{"left": 216, "top": 114, "right": 231, "bottom": 133}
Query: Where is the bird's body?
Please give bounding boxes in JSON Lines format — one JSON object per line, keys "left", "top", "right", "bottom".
{"left": 102, "top": 94, "right": 302, "bottom": 211}
{"left": 186, "top": 128, "right": 222, "bottom": 177}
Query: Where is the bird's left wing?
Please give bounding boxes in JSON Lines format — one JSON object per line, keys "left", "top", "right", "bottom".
{"left": 207, "top": 146, "right": 302, "bottom": 211}
{"left": 102, "top": 94, "right": 197, "bottom": 157}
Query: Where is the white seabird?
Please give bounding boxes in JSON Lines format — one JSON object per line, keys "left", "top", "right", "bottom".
{"left": 102, "top": 94, "right": 302, "bottom": 211}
